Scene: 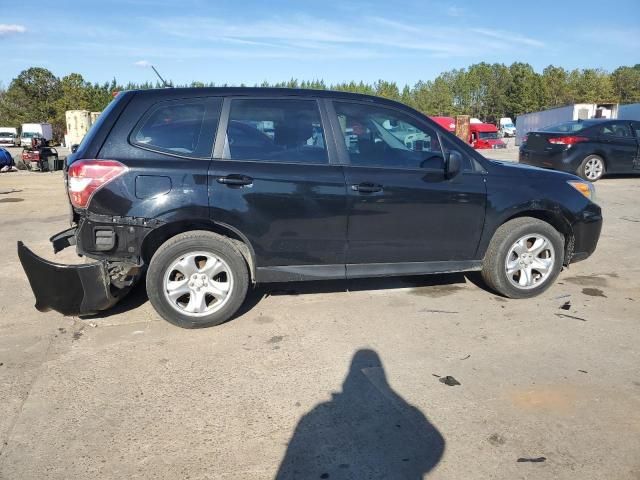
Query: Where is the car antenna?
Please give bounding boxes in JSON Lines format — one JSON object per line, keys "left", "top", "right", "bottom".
{"left": 151, "top": 65, "right": 172, "bottom": 88}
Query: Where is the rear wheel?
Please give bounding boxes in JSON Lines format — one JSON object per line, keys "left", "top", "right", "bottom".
{"left": 578, "top": 155, "right": 605, "bottom": 181}
{"left": 146, "top": 231, "right": 249, "bottom": 328}
{"left": 481, "top": 217, "right": 564, "bottom": 299}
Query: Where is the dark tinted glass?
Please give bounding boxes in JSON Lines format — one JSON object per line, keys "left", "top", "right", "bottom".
{"left": 541, "top": 121, "right": 588, "bottom": 133}
{"left": 225, "top": 99, "right": 327, "bottom": 164}
{"left": 600, "top": 122, "right": 632, "bottom": 138}
{"left": 132, "top": 98, "right": 221, "bottom": 158}
{"left": 334, "top": 102, "right": 444, "bottom": 169}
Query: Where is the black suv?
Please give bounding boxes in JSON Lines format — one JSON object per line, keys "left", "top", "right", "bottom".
{"left": 18, "top": 88, "right": 603, "bottom": 328}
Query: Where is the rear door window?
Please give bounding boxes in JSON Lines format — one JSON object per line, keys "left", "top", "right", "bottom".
{"left": 224, "top": 98, "right": 328, "bottom": 164}
{"left": 131, "top": 98, "right": 222, "bottom": 158}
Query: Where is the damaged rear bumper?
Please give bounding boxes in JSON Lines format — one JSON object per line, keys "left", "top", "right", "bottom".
{"left": 17, "top": 229, "right": 121, "bottom": 316}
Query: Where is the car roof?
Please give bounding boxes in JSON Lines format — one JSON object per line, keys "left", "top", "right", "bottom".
{"left": 123, "top": 86, "right": 403, "bottom": 106}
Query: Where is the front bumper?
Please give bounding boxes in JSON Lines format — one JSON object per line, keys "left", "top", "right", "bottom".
{"left": 569, "top": 203, "right": 603, "bottom": 263}
{"left": 17, "top": 228, "right": 121, "bottom": 316}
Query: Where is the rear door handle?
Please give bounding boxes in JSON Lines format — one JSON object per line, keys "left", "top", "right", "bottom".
{"left": 351, "top": 183, "right": 383, "bottom": 193}
{"left": 217, "top": 174, "right": 253, "bottom": 186}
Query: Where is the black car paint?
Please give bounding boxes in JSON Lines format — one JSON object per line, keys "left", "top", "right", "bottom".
{"left": 519, "top": 120, "right": 640, "bottom": 175}
{"left": 19, "top": 87, "right": 603, "bottom": 316}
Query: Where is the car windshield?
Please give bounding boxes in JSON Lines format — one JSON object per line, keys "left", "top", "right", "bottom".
{"left": 503, "top": 123, "right": 515, "bottom": 128}
{"left": 0, "top": 132, "right": 14, "bottom": 137}
{"left": 478, "top": 131, "right": 498, "bottom": 140}
{"left": 541, "top": 121, "right": 588, "bottom": 133}
{"left": 21, "top": 132, "right": 40, "bottom": 138}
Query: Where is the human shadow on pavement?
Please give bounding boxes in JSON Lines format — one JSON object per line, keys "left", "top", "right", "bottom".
{"left": 275, "top": 349, "right": 445, "bottom": 479}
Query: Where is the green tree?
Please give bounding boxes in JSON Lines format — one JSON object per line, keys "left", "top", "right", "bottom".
{"left": 0, "top": 67, "right": 61, "bottom": 130}
{"left": 541, "top": 65, "right": 571, "bottom": 107}
{"left": 611, "top": 65, "right": 640, "bottom": 103}
{"left": 506, "top": 62, "right": 542, "bottom": 118}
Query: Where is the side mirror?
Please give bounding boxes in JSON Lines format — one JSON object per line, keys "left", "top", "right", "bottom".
{"left": 71, "top": 144, "right": 79, "bottom": 153}
{"left": 445, "top": 150, "right": 462, "bottom": 179}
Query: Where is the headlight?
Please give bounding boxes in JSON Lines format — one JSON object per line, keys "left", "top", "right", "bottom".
{"left": 568, "top": 180, "right": 596, "bottom": 202}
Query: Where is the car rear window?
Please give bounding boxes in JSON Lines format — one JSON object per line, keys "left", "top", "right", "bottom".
{"left": 541, "top": 121, "right": 588, "bottom": 133}
{"left": 131, "top": 98, "right": 222, "bottom": 158}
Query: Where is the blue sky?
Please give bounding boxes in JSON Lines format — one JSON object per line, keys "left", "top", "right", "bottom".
{"left": 1, "top": 0, "right": 639, "bottom": 88}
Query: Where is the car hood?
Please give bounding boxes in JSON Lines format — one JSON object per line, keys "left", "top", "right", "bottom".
{"left": 486, "top": 159, "right": 580, "bottom": 181}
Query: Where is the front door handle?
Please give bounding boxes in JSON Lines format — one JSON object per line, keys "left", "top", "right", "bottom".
{"left": 352, "top": 183, "right": 383, "bottom": 193}
{"left": 217, "top": 175, "right": 253, "bottom": 186}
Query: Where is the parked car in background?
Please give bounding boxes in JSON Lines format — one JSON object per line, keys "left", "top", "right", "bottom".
{"left": 519, "top": 119, "right": 640, "bottom": 181}
{"left": 18, "top": 88, "right": 602, "bottom": 328}
{"left": 499, "top": 117, "right": 516, "bottom": 137}
{"left": 20, "top": 123, "right": 53, "bottom": 147}
{"left": 515, "top": 103, "right": 618, "bottom": 146}
{"left": 469, "top": 123, "right": 506, "bottom": 149}
{"left": 0, "top": 127, "right": 19, "bottom": 146}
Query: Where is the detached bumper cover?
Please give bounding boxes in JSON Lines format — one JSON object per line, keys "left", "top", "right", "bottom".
{"left": 17, "top": 239, "right": 119, "bottom": 316}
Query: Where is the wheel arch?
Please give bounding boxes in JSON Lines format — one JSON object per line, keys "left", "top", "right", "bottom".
{"left": 482, "top": 209, "right": 575, "bottom": 266}
{"left": 141, "top": 220, "right": 257, "bottom": 281}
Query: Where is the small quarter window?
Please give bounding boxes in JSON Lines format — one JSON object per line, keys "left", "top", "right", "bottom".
{"left": 132, "top": 98, "right": 221, "bottom": 158}
{"left": 225, "top": 99, "right": 327, "bottom": 164}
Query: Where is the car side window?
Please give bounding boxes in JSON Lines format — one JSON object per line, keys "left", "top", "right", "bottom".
{"left": 600, "top": 122, "right": 632, "bottom": 138}
{"left": 131, "top": 98, "right": 221, "bottom": 158}
{"left": 225, "top": 99, "right": 327, "bottom": 164}
{"left": 630, "top": 122, "right": 640, "bottom": 138}
{"left": 333, "top": 101, "right": 444, "bottom": 170}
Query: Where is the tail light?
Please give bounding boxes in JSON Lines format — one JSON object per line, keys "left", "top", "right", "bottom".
{"left": 523, "top": 134, "right": 529, "bottom": 144}
{"left": 67, "top": 160, "right": 127, "bottom": 208}
{"left": 548, "top": 136, "right": 589, "bottom": 145}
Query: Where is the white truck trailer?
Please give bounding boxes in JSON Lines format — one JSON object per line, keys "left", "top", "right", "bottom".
{"left": 515, "top": 103, "right": 619, "bottom": 146}
{"left": 618, "top": 103, "right": 640, "bottom": 120}
{"left": 20, "top": 123, "right": 53, "bottom": 147}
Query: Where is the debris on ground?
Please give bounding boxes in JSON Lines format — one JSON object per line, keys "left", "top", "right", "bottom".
{"left": 560, "top": 301, "right": 571, "bottom": 310}
{"left": 578, "top": 370, "right": 588, "bottom": 373}
{"left": 488, "top": 433, "right": 506, "bottom": 446}
{"left": 439, "top": 376, "right": 461, "bottom": 386}
{"left": 555, "top": 313, "right": 587, "bottom": 322}
{"left": 517, "top": 457, "right": 546, "bottom": 463}
{"left": 460, "top": 354, "right": 471, "bottom": 360}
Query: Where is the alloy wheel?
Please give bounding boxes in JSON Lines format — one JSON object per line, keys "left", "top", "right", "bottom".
{"left": 504, "top": 234, "right": 555, "bottom": 290}
{"left": 162, "top": 251, "right": 234, "bottom": 317}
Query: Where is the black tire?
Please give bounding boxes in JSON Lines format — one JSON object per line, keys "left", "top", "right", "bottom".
{"left": 481, "top": 217, "right": 564, "bottom": 299}
{"left": 577, "top": 154, "right": 605, "bottom": 182}
{"left": 146, "top": 231, "right": 249, "bottom": 328}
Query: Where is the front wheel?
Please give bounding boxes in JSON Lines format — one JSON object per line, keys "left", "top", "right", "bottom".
{"left": 146, "top": 231, "right": 249, "bottom": 328}
{"left": 578, "top": 155, "right": 605, "bottom": 181}
{"left": 481, "top": 217, "right": 564, "bottom": 299}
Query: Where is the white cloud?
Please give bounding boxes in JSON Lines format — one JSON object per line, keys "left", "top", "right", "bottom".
{"left": 147, "top": 15, "right": 542, "bottom": 60}
{"left": 0, "top": 24, "right": 26, "bottom": 36}
{"left": 471, "top": 28, "right": 545, "bottom": 48}
{"left": 134, "top": 60, "right": 152, "bottom": 67}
